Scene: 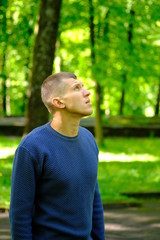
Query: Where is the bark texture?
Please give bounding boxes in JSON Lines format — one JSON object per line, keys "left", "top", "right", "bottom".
{"left": 25, "top": 0, "right": 62, "bottom": 133}
{"left": 88, "top": 0, "right": 103, "bottom": 145}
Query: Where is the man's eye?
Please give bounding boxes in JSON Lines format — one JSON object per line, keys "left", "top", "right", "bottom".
{"left": 75, "top": 85, "right": 81, "bottom": 90}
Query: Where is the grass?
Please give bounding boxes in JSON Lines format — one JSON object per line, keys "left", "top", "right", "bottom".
{"left": 98, "top": 138, "right": 160, "bottom": 204}
{"left": 0, "top": 136, "right": 160, "bottom": 208}
{"left": 98, "top": 161, "right": 160, "bottom": 204}
{"left": 0, "top": 136, "right": 21, "bottom": 208}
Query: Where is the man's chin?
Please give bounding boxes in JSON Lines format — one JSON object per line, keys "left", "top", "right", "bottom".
{"left": 82, "top": 110, "right": 93, "bottom": 117}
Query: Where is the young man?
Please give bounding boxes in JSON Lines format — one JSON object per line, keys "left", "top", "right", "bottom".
{"left": 9, "top": 72, "right": 105, "bottom": 239}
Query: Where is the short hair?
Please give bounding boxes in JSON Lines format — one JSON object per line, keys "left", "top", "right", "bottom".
{"left": 41, "top": 72, "right": 77, "bottom": 114}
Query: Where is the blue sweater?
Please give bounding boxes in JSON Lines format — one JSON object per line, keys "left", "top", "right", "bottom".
{"left": 9, "top": 122, "right": 105, "bottom": 239}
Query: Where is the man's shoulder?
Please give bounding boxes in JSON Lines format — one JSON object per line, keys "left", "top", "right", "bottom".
{"left": 79, "top": 126, "right": 96, "bottom": 144}
{"left": 79, "top": 126, "right": 99, "bottom": 154}
{"left": 19, "top": 122, "right": 50, "bottom": 148}
{"left": 79, "top": 126, "right": 94, "bottom": 137}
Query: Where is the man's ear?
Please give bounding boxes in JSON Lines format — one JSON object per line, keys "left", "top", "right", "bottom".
{"left": 52, "top": 97, "right": 65, "bottom": 109}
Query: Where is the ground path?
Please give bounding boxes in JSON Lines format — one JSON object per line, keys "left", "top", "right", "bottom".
{"left": 0, "top": 201, "right": 160, "bottom": 240}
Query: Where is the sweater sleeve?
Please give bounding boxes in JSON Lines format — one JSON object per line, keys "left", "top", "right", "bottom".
{"left": 91, "top": 181, "right": 105, "bottom": 240}
{"left": 9, "top": 146, "right": 40, "bottom": 240}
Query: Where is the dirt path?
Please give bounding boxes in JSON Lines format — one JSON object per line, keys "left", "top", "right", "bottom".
{"left": 0, "top": 202, "right": 160, "bottom": 240}
{"left": 104, "top": 202, "right": 160, "bottom": 240}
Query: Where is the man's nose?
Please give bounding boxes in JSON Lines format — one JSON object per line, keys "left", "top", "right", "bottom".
{"left": 83, "top": 88, "right": 90, "bottom": 96}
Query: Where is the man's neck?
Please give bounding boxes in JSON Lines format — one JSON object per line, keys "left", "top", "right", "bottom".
{"left": 50, "top": 113, "right": 81, "bottom": 137}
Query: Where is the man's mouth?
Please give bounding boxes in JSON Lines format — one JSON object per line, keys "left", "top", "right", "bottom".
{"left": 85, "top": 99, "right": 91, "bottom": 104}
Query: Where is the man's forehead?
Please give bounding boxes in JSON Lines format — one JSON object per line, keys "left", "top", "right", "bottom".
{"left": 63, "top": 78, "right": 82, "bottom": 85}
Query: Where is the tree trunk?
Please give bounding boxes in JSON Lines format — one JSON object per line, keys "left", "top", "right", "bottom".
{"left": 22, "top": 26, "right": 34, "bottom": 115}
{"left": 95, "top": 81, "right": 103, "bottom": 143}
{"left": 88, "top": 0, "right": 103, "bottom": 145}
{"left": 1, "top": 58, "right": 7, "bottom": 116}
{"left": 155, "top": 77, "right": 160, "bottom": 116}
{"left": 119, "top": 74, "right": 127, "bottom": 115}
{"left": 128, "top": 9, "right": 135, "bottom": 46}
{"left": 119, "top": 9, "right": 135, "bottom": 115}
{"left": 0, "top": 0, "right": 8, "bottom": 116}
{"left": 24, "top": 0, "right": 62, "bottom": 134}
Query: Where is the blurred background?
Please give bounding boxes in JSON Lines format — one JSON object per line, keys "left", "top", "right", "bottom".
{"left": 0, "top": 0, "right": 160, "bottom": 212}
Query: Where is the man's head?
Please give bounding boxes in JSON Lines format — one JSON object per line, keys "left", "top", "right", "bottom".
{"left": 41, "top": 72, "right": 93, "bottom": 117}
{"left": 41, "top": 72, "right": 77, "bottom": 114}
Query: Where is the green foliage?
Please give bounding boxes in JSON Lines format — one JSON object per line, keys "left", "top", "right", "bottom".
{"left": 0, "top": 0, "right": 39, "bottom": 116}
{"left": 0, "top": 0, "right": 159, "bottom": 117}
{"left": 54, "top": 0, "right": 160, "bottom": 117}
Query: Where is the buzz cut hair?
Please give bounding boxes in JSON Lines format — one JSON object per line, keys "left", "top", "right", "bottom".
{"left": 41, "top": 72, "right": 77, "bottom": 114}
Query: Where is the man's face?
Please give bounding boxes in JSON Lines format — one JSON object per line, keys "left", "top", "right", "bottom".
{"left": 61, "top": 78, "right": 93, "bottom": 117}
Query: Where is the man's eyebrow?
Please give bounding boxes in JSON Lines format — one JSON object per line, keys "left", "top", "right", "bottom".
{"left": 72, "top": 81, "right": 84, "bottom": 87}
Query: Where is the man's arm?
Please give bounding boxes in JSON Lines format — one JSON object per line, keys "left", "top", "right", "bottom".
{"left": 9, "top": 146, "right": 39, "bottom": 239}
{"left": 91, "top": 181, "right": 105, "bottom": 240}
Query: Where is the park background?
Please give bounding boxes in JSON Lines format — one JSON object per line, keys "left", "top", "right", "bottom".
{"left": 0, "top": 0, "right": 160, "bottom": 212}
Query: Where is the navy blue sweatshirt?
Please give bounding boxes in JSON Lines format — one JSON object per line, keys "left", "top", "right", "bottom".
{"left": 9, "top": 123, "right": 105, "bottom": 239}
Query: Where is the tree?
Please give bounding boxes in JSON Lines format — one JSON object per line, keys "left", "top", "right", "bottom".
{"left": 155, "top": 77, "right": 160, "bottom": 116}
{"left": 119, "top": 8, "right": 135, "bottom": 115}
{"left": 0, "top": 0, "right": 8, "bottom": 116}
{"left": 1, "top": 0, "right": 159, "bottom": 119}
{"left": 24, "top": 0, "right": 62, "bottom": 133}
{"left": 0, "top": 0, "right": 39, "bottom": 116}
{"left": 88, "top": 0, "right": 104, "bottom": 145}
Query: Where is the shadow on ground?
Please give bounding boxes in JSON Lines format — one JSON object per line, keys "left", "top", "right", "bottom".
{"left": 0, "top": 201, "right": 160, "bottom": 240}
{"left": 104, "top": 201, "right": 160, "bottom": 240}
